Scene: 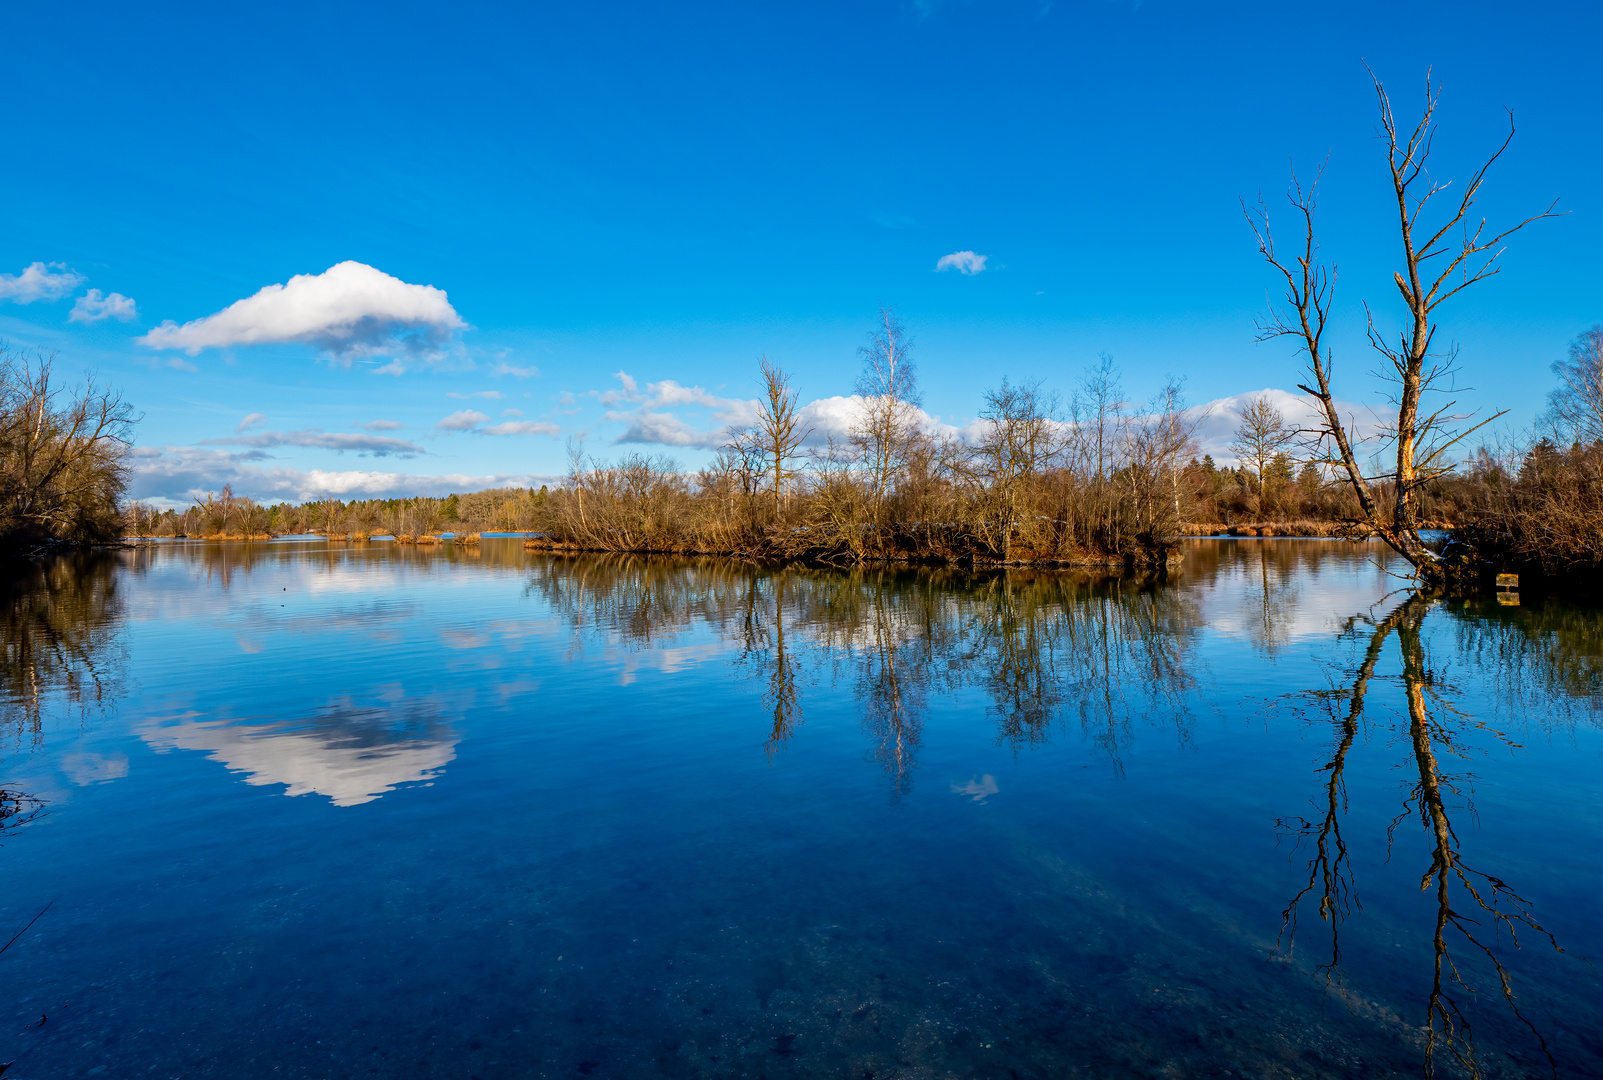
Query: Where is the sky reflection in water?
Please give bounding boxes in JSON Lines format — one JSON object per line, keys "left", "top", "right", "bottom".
{"left": 2, "top": 539, "right": 1600, "bottom": 1079}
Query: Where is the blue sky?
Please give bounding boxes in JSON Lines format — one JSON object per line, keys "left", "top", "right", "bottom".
{"left": 2, "top": 0, "right": 1598, "bottom": 505}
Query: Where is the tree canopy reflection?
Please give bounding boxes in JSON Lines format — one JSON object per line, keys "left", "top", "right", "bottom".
{"left": 527, "top": 554, "right": 1207, "bottom": 787}
{"left": 1, "top": 551, "right": 126, "bottom": 746}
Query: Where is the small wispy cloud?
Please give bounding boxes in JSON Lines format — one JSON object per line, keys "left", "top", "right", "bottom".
{"left": 434, "top": 408, "right": 558, "bottom": 437}
{"left": 600, "top": 371, "right": 642, "bottom": 406}
{"left": 437, "top": 410, "right": 490, "bottom": 431}
{"left": 935, "top": 250, "right": 987, "bottom": 275}
{"left": 483, "top": 420, "right": 560, "bottom": 437}
{"left": 236, "top": 413, "right": 267, "bottom": 433}
{"left": 357, "top": 419, "right": 404, "bottom": 431}
{"left": 448, "top": 390, "right": 504, "bottom": 400}
{"left": 69, "top": 289, "right": 138, "bottom": 323}
{"left": 493, "top": 361, "right": 539, "bottom": 378}
{"left": 0, "top": 261, "right": 84, "bottom": 303}
{"left": 200, "top": 428, "right": 425, "bottom": 457}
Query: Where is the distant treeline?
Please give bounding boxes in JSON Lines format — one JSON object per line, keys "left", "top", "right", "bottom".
{"left": 126, "top": 486, "right": 547, "bottom": 541}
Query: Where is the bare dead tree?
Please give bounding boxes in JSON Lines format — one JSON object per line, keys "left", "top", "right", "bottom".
{"left": 1246, "top": 68, "right": 1560, "bottom": 584}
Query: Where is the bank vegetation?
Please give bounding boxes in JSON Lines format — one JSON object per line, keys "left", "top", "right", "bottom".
{"left": 0, "top": 348, "right": 135, "bottom": 552}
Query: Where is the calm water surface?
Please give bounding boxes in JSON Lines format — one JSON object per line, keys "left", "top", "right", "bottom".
{"left": 2, "top": 540, "right": 1600, "bottom": 1079}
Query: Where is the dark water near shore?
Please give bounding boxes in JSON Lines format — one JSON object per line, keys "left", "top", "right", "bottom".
{"left": 2, "top": 539, "right": 1600, "bottom": 1079}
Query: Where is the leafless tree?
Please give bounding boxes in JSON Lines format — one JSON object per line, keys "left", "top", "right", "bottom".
{"left": 1078, "top": 352, "right": 1123, "bottom": 483}
{"left": 971, "top": 378, "right": 1059, "bottom": 559}
{"left": 1542, "top": 325, "right": 1603, "bottom": 445}
{"left": 0, "top": 348, "right": 137, "bottom": 546}
{"left": 1231, "top": 394, "right": 1296, "bottom": 499}
{"left": 730, "top": 356, "right": 812, "bottom": 520}
{"left": 851, "top": 307, "right": 923, "bottom": 512}
{"left": 1246, "top": 67, "right": 1560, "bottom": 584}
{"left": 1123, "top": 378, "right": 1202, "bottom": 542}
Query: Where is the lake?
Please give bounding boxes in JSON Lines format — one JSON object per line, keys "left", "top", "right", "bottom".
{"left": 2, "top": 539, "right": 1600, "bottom": 1079}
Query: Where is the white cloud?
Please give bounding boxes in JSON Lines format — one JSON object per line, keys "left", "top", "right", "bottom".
{"left": 794, "top": 395, "right": 958, "bottom": 445}
{"left": 448, "top": 390, "right": 504, "bottom": 400}
{"left": 599, "top": 378, "right": 957, "bottom": 451}
{"left": 139, "top": 261, "right": 466, "bottom": 361}
{"left": 493, "top": 361, "right": 539, "bottom": 378}
{"left": 935, "top": 250, "right": 987, "bottom": 275}
{"left": 236, "top": 413, "right": 267, "bottom": 433}
{"left": 69, "top": 289, "right": 138, "bottom": 323}
{"left": 0, "top": 262, "right": 84, "bottom": 303}
{"left": 128, "top": 445, "right": 557, "bottom": 505}
{"left": 357, "top": 419, "right": 404, "bottom": 431}
{"left": 1184, "top": 388, "right": 1383, "bottom": 465}
{"left": 599, "top": 371, "right": 642, "bottom": 406}
{"left": 431, "top": 407, "right": 556, "bottom": 437}
{"left": 437, "top": 409, "right": 489, "bottom": 431}
{"left": 614, "top": 412, "right": 724, "bottom": 448}
{"left": 601, "top": 372, "right": 761, "bottom": 449}
{"left": 483, "top": 420, "right": 560, "bottom": 437}
{"left": 201, "top": 428, "right": 426, "bottom": 457}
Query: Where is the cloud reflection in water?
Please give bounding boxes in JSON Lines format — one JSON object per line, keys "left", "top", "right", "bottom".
{"left": 142, "top": 696, "right": 458, "bottom": 807}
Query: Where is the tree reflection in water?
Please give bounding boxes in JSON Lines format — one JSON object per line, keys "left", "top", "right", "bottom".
{"left": 529, "top": 556, "right": 1205, "bottom": 791}
{"left": 1279, "top": 594, "right": 1566, "bottom": 1079}
{"left": 728, "top": 571, "right": 804, "bottom": 758}
{"left": 1, "top": 551, "right": 127, "bottom": 747}
{"left": 5, "top": 543, "right": 1601, "bottom": 1073}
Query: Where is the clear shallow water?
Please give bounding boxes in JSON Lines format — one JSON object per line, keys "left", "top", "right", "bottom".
{"left": 1, "top": 540, "right": 1600, "bottom": 1079}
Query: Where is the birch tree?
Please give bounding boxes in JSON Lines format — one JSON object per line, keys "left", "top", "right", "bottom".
{"left": 1230, "top": 395, "right": 1295, "bottom": 500}
{"left": 851, "top": 307, "right": 923, "bottom": 513}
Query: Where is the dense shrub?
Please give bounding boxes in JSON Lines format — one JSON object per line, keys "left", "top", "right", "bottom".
{"left": 0, "top": 349, "right": 135, "bottom": 549}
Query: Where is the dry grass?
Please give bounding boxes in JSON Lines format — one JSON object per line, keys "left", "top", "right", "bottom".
{"left": 1183, "top": 518, "right": 1452, "bottom": 539}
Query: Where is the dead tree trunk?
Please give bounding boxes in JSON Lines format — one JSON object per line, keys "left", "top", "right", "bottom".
{"left": 1245, "top": 67, "right": 1559, "bottom": 587}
